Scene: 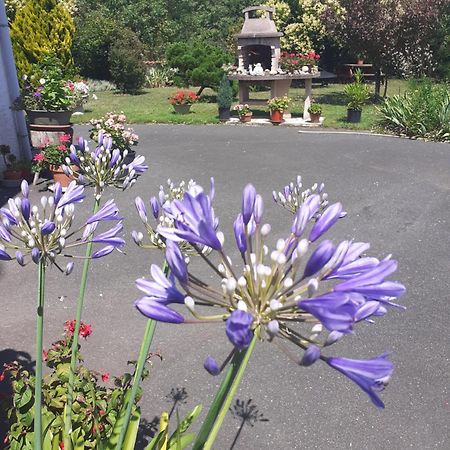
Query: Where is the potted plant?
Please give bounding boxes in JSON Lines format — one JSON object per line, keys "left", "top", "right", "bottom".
{"left": 308, "top": 103, "right": 322, "bottom": 123}
{"left": 89, "top": 112, "right": 139, "bottom": 156}
{"left": 267, "top": 96, "right": 290, "bottom": 124}
{"left": 233, "top": 104, "right": 252, "bottom": 123}
{"left": 32, "top": 134, "right": 73, "bottom": 187}
{"left": 1, "top": 145, "right": 32, "bottom": 186}
{"left": 14, "top": 57, "right": 78, "bottom": 125}
{"left": 169, "top": 90, "right": 199, "bottom": 114}
{"left": 217, "top": 74, "right": 233, "bottom": 122}
{"left": 279, "top": 51, "right": 320, "bottom": 74}
{"left": 344, "top": 70, "right": 370, "bottom": 123}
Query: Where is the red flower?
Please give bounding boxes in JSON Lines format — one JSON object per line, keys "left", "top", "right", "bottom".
{"left": 64, "top": 320, "right": 76, "bottom": 335}
{"left": 101, "top": 372, "right": 109, "bottom": 382}
{"left": 59, "top": 443, "right": 64, "bottom": 450}
{"left": 42, "top": 350, "right": 49, "bottom": 361}
{"left": 99, "top": 409, "right": 106, "bottom": 415}
{"left": 80, "top": 323, "right": 92, "bottom": 338}
{"left": 33, "top": 154, "right": 45, "bottom": 162}
{"left": 0, "top": 372, "right": 5, "bottom": 382}
{"left": 57, "top": 144, "right": 66, "bottom": 151}
{"left": 59, "top": 134, "right": 71, "bottom": 143}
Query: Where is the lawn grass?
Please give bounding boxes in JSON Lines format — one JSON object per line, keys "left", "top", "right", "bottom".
{"left": 72, "top": 79, "right": 411, "bottom": 130}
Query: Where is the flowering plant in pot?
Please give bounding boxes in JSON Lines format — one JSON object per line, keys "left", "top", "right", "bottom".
{"left": 280, "top": 51, "right": 320, "bottom": 74}
{"left": 14, "top": 57, "right": 78, "bottom": 125}
{"left": 89, "top": 112, "right": 139, "bottom": 154}
{"left": 308, "top": 103, "right": 323, "bottom": 123}
{"left": 169, "top": 90, "right": 199, "bottom": 114}
{"left": 233, "top": 103, "right": 252, "bottom": 122}
{"left": 267, "top": 96, "right": 290, "bottom": 124}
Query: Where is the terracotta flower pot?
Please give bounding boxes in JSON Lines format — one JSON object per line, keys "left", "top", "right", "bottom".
{"left": 239, "top": 113, "right": 252, "bottom": 123}
{"left": 27, "top": 110, "right": 73, "bottom": 125}
{"left": 49, "top": 165, "right": 74, "bottom": 188}
{"left": 310, "top": 113, "right": 321, "bottom": 123}
{"left": 270, "top": 109, "right": 284, "bottom": 125}
{"left": 173, "top": 104, "right": 192, "bottom": 114}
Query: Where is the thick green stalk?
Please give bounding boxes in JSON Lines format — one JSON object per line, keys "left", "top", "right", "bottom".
{"left": 34, "top": 260, "right": 46, "bottom": 450}
{"left": 115, "top": 262, "right": 169, "bottom": 450}
{"left": 192, "top": 330, "right": 258, "bottom": 450}
{"left": 64, "top": 198, "right": 100, "bottom": 449}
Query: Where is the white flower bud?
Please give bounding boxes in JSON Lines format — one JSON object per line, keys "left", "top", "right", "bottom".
{"left": 307, "top": 278, "right": 319, "bottom": 297}
{"left": 261, "top": 224, "right": 271, "bottom": 236}
{"left": 237, "top": 300, "right": 247, "bottom": 311}
{"left": 184, "top": 296, "right": 195, "bottom": 310}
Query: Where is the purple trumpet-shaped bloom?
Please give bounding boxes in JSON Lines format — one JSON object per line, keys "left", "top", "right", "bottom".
{"left": 21, "top": 198, "right": 30, "bottom": 221}
{"left": 204, "top": 356, "right": 220, "bottom": 376}
{"left": 158, "top": 186, "right": 221, "bottom": 250}
{"left": 225, "top": 310, "right": 254, "bottom": 349}
{"left": 127, "top": 155, "right": 148, "bottom": 174}
{"left": 0, "top": 248, "right": 12, "bottom": 260}
{"left": 69, "top": 146, "right": 81, "bottom": 165}
{"left": 165, "top": 241, "right": 188, "bottom": 284}
{"left": 303, "top": 240, "right": 335, "bottom": 278}
{"left": 299, "top": 344, "right": 321, "bottom": 366}
{"left": 21, "top": 180, "right": 29, "bottom": 198}
{"left": 233, "top": 213, "right": 247, "bottom": 253}
{"left": 303, "top": 194, "right": 320, "bottom": 220}
{"left": 0, "top": 208, "right": 17, "bottom": 226}
{"left": 298, "top": 292, "right": 356, "bottom": 333}
{"left": 309, "top": 202, "right": 343, "bottom": 242}
{"left": 135, "top": 197, "right": 147, "bottom": 223}
{"left": 91, "top": 245, "right": 115, "bottom": 258}
{"left": 57, "top": 182, "right": 85, "bottom": 209}
{"left": 91, "top": 222, "right": 125, "bottom": 247}
{"left": 150, "top": 197, "right": 159, "bottom": 219}
{"left": 0, "top": 224, "right": 11, "bottom": 242}
{"left": 54, "top": 183, "right": 62, "bottom": 204}
{"left": 41, "top": 221, "right": 56, "bottom": 235}
{"left": 325, "top": 353, "right": 394, "bottom": 408}
{"left": 135, "top": 298, "right": 184, "bottom": 323}
{"left": 292, "top": 204, "right": 310, "bottom": 237}
{"left": 110, "top": 149, "right": 121, "bottom": 167}
{"left": 87, "top": 199, "right": 123, "bottom": 224}
{"left": 242, "top": 184, "right": 256, "bottom": 225}
{"left": 136, "top": 264, "right": 185, "bottom": 304}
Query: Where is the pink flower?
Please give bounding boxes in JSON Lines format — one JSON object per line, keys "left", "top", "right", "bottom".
{"left": 80, "top": 323, "right": 92, "bottom": 338}
{"left": 33, "top": 154, "right": 44, "bottom": 162}
{"left": 101, "top": 372, "right": 109, "bottom": 382}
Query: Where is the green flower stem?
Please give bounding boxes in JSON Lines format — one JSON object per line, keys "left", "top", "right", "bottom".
{"left": 115, "top": 261, "right": 169, "bottom": 450}
{"left": 193, "top": 329, "right": 259, "bottom": 450}
{"left": 64, "top": 198, "right": 100, "bottom": 450}
{"left": 34, "top": 260, "right": 46, "bottom": 450}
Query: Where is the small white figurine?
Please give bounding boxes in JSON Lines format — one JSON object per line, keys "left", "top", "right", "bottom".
{"left": 253, "top": 63, "right": 264, "bottom": 76}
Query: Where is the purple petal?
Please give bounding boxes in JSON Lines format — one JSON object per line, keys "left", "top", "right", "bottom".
{"left": 21, "top": 198, "right": 30, "bottom": 221}
{"left": 0, "top": 248, "right": 12, "bottom": 260}
{"left": 135, "top": 197, "right": 147, "bottom": 222}
{"left": 303, "top": 240, "right": 335, "bottom": 278}
{"left": 303, "top": 194, "right": 320, "bottom": 219}
{"left": 150, "top": 196, "right": 159, "bottom": 219}
{"left": 0, "top": 223, "right": 12, "bottom": 242}
{"left": 87, "top": 199, "right": 122, "bottom": 224}
{"left": 165, "top": 240, "right": 188, "bottom": 283}
{"left": 31, "top": 248, "right": 40, "bottom": 264}
{"left": 309, "top": 202, "right": 343, "bottom": 242}
{"left": 135, "top": 298, "right": 184, "bottom": 323}
{"left": 254, "top": 195, "right": 263, "bottom": 224}
{"left": 242, "top": 184, "right": 256, "bottom": 225}
{"left": 299, "top": 345, "right": 321, "bottom": 366}
{"left": 41, "top": 221, "right": 56, "bottom": 235}
{"left": 233, "top": 214, "right": 247, "bottom": 253}
{"left": 21, "top": 180, "right": 29, "bottom": 198}
{"left": 57, "top": 182, "right": 85, "bottom": 208}
{"left": 225, "top": 310, "right": 254, "bottom": 349}
{"left": 204, "top": 356, "right": 220, "bottom": 375}
{"left": 291, "top": 204, "right": 310, "bottom": 237}
{"left": 92, "top": 245, "right": 115, "bottom": 258}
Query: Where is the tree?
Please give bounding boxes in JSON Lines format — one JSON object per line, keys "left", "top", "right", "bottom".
{"left": 166, "top": 41, "right": 232, "bottom": 95}
{"left": 10, "top": 0, "right": 75, "bottom": 78}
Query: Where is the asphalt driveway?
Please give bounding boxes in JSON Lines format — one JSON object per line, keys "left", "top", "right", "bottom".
{"left": 1, "top": 124, "right": 449, "bottom": 449}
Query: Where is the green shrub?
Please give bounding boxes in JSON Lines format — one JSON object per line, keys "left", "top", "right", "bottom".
{"left": 10, "top": 0, "right": 75, "bottom": 79}
{"left": 72, "top": 9, "right": 120, "bottom": 80}
{"left": 108, "top": 29, "right": 147, "bottom": 94}
{"left": 217, "top": 74, "right": 233, "bottom": 109}
{"left": 343, "top": 70, "right": 370, "bottom": 111}
{"left": 378, "top": 78, "right": 450, "bottom": 141}
{"left": 166, "top": 41, "right": 232, "bottom": 95}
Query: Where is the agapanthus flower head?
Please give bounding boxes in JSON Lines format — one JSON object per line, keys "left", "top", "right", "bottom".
{"left": 132, "top": 178, "right": 214, "bottom": 255}
{"left": 273, "top": 175, "right": 330, "bottom": 215}
{"left": 62, "top": 135, "right": 147, "bottom": 199}
{"left": 135, "top": 177, "right": 405, "bottom": 408}
{"left": 0, "top": 181, "right": 124, "bottom": 269}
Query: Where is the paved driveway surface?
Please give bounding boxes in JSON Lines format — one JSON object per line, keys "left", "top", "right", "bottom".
{"left": 1, "top": 125, "right": 449, "bottom": 449}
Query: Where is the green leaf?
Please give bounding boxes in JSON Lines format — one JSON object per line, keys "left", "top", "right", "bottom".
{"left": 17, "top": 388, "right": 32, "bottom": 409}
{"left": 169, "top": 404, "right": 202, "bottom": 437}
{"left": 168, "top": 432, "right": 196, "bottom": 450}
{"left": 122, "top": 407, "right": 141, "bottom": 449}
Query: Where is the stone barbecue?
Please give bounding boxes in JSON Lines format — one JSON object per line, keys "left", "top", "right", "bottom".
{"left": 236, "top": 6, "right": 283, "bottom": 74}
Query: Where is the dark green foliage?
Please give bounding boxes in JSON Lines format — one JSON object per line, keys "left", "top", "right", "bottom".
{"left": 72, "top": 8, "right": 120, "bottom": 80}
{"left": 166, "top": 41, "right": 232, "bottom": 95}
{"left": 378, "top": 78, "right": 450, "bottom": 141}
{"left": 108, "top": 29, "right": 147, "bottom": 94}
{"left": 216, "top": 74, "right": 233, "bottom": 108}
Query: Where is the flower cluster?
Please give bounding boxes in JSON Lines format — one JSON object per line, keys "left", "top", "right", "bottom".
{"left": 279, "top": 51, "right": 320, "bottom": 73}
{"left": 31, "top": 134, "right": 72, "bottom": 173}
{"left": 64, "top": 319, "right": 93, "bottom": 338}
{"left": 89, "top": 112, "right": 139, "bottom": 152}
{"left": 134, "top": 180, "right": 405, "bottom": 408}
{"left": 133, "top": 178, "right": 213, "bottom": 255}
{"left": 0, "top": 181, "right": 124, "bottom": 269}
{"left": 267, "top": 96, "right": 290, "bottom": 112}
{"left": 169, "top": 91, "right": 199, "bottom": 105}
{"left": 63, "top": 135, "right": 147, "bottom": 199}
{"left": 233, "top": 104, "right": 251, "bottom": 117}
{"left": 273, "top": 175, "right": 329, "bottom": 215}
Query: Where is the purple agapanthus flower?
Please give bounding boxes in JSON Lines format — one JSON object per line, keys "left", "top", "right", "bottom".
{"left": 135, "top": 298, "right": 184, "bottom": 323}
{"left": 325, "top": 354, "right": 394, "bottom": 408}
{"left": 158, "top": 184, "right": 221, "bottom": 250}
{"left": 225, "top": 310, "right": 254, "bottom": 349}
